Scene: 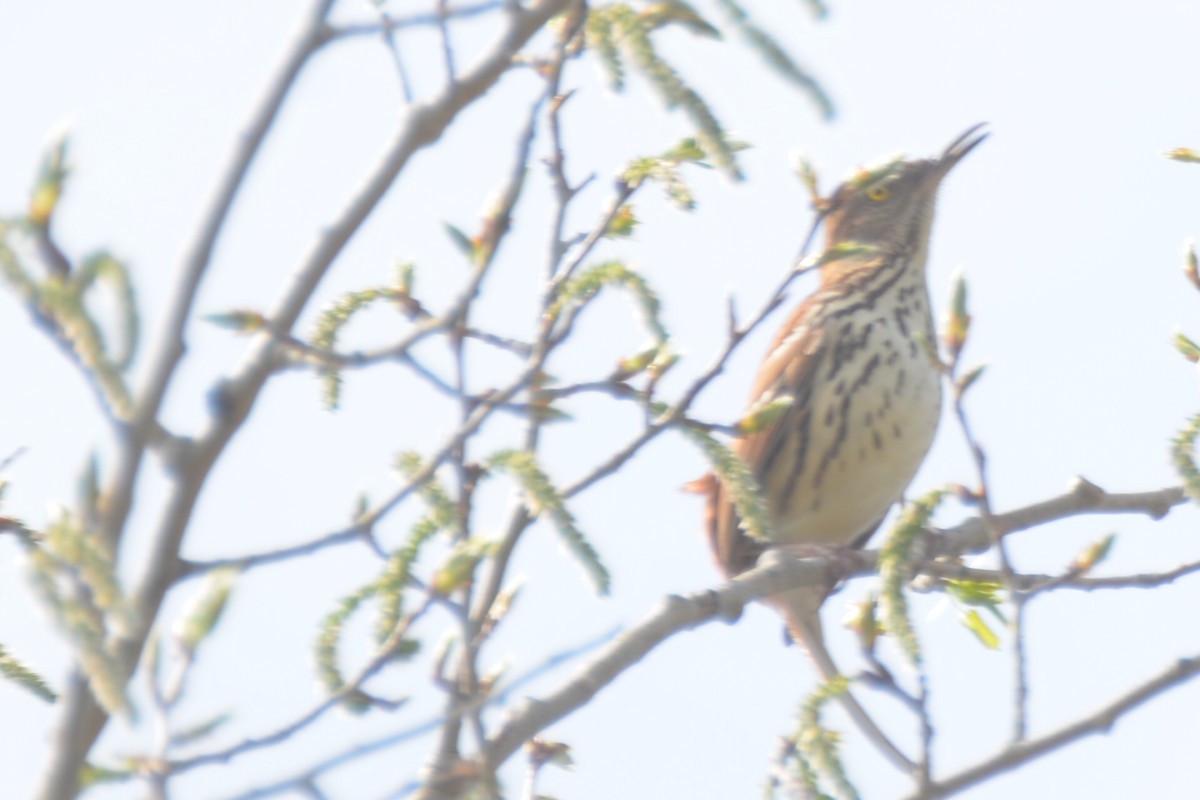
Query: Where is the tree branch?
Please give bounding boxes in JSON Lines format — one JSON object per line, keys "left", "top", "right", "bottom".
{"left": 34, "top": 5, "right": 336, "bottom": 799}
{"left": 901, "top": 653, "right": 1200, "bottom": 800}
{"left": 481, "top": 480, "right": 1194, "bottom": 774}
{"left": 930, "top": 480, "right": 1186, "bottom": 557}
{"left": 35, "top": 2, "right": 570, "bottom": 797}
{"left": 482, "top": 548, "right": 828, "bottom": 766}
{"left": 918, "top": 556, "right": 1200, "bottom": 593}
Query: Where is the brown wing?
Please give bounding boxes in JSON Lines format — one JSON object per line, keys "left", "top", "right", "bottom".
{"left": 699, "top": 293, "right": 828, "bottom": 577}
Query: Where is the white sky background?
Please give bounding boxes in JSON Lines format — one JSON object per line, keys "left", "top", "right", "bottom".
{"left": 2, "top": 1, "right": 1200, "bottom": 798}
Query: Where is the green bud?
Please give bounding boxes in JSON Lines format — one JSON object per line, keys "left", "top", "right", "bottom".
{"left": 204, "top": 310, "right": 266, "bottom": 333}
{"left": 1166, "top": 147, "right": 1200, "bottom": 163}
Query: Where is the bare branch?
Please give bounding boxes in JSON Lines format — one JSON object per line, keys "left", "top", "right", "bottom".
{"left": 212, "top": 628, "right": 617, "bottom": 800}
{"left": 178, "top": 526, "right": 370, "bottom": 579}
{"left": 34, "top": 6, "right": 338, "bottom": 799}
{"left": 932, "top": 481, "right": 1187, "bottom": 557}
{"left": 328, "top": 2, "right": 502, "bottom": 40}
{"left": 483, "top": 548, "right": 828, "bottom": 765}
{"left": 900, "top": 652, "right": 1200, "bottom": 800}
{"left": 940, "top": 280, "right": 1027, "bottom": 738}
{"left": 168, "top": 596, "right": 435, "bottom": 775}
{"left": 918, "top": 556, "right": 1200, "bottom": 594}
{"left": 35, "top": 2, "right": 571, "bottom": 796}
{"left": 482, "top": 480, "right": 1194, "bottom": 772}
{"left": 435, "top": 0, "right": 459, "bottom": 83}
{"left": 376, "top": 7, "right": 416, "bottom": 103}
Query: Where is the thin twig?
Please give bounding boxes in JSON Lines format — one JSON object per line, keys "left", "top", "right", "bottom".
{"left": 930, "top": 482, "right": 1186, "bottom": 556}
{"left": 170, "top": 596, "right": 435, "bottom": 774}
{"left": 418, "top": 87, "right": 546, "bottom": 800}
{"left": 178, "top": 527, "right": 368, "bottom": 578}
{"left": 376, "top": 8, "right": 415, "bottom": 102}
{"left": 213, "top": 627, "right": 618, "bottom": 800}
{"left": 946, "top": 339, "right": 1018, "bottom": 739}
{"left": 551, "top": 259, "right": 806, "bottom": 501}
{"left": 0, "top": 446, "right": 27, "bottom": 473}
{"left": 482, "top": 549, "right": 839, "bottom": 765}
{"left": 35, "top": 5, "right": 572, "bottom": 797}
{"left": 281, "top": 320, "right": 532, "bottom": 372}
{"left": 436, "top": 0, "right": 458, "bottom": 83}
{"left": 469, "top": 13, "right": 589, "bottom": 657}
{"left": 898, "top": 653, "right": 1200, "bottom": 800}
{"left": 481, "top": 480, "right": 1193, "bottom": 770}
{"left": 917, "top": 556, "right": 1200, "bottom": 594}
{"left": 33, "top": 6, "right": 339, "bottom": 800}
{"left": 328, "top": 2, "right": 502, "bottom": 40}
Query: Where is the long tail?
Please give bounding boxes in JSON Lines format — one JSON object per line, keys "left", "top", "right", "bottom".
{"left": 777, "top": 587, "right": 914, "bottom": 773}
{"left": 689, "top": 473, "right": 913, "bottom": 772}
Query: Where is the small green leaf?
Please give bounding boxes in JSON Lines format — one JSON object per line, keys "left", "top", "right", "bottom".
{"left": 943, "top": 578, "right": 1006, "bottom": 622}
{"left": 605, "top": 204, "right": 638, "bottom": 238}
{"left": 912, "top": 330, "right": 946, "bottom": 373}
{"left": 661, "top": 137, "right": 706, "bottom": 163}
{"left": 586, "top": 9, "right": 625, "bottom": 91}
{"left": 443, "top": 222, "right": 477, "bottom": 259}
{"left": 351, "top": 492, "right": 371, "bottom": 522}
{"left": 640, "top": 0, "right": 721, "bottom": 38}
{"left": 801, "top": 0, "right": 829, "bottom": 19}
{"left": 960, "top": 609, "right": 1000, "bottom": 649}
{"left": 204, "top": 310, "right": 266, "bottom": 333}
{"left": 796, "top": 675, "right": 859, "bottom": 800}
{"left": 1072, "top": 532, "right": 1115, "bottom": 572}
{"left": 73, "top": 251, "right": 140, "bottom": 371}
{"left": 681, "top": 427, "right": 770, "bottom": 543}
{"left": 528, "top": 401, "right": 573, "bottom": 423}
{"left": 482, "top": 580, "right": 523, "bottom": 637}
{"left": 169, "top": 712, "right": 233, "bottom": 747}
{"left": 174, "top": 566, "right": 240, "bottom": 655}
{"left": 29, "top": 130, "right": 71, "bottom": 226}
{"left": 315, "top": 585, "right": 376, "bottom": 713}
{"left": 606, "top": 5, "right": 742, "bottom": 178}
{"left": 879, "top": 489, "right": 946, "bottom": 666}
{"left": 28, "top": 509, "right": 131, "bottom": 715}
{"left": 792, "top": 153, "right": 821, "bottom": 204}
{"left": 614, "top": 344, "right": 661, "bottom": 379}
{"left": 1171, "top": 413, "right": 1200, "bottom": 503}
{"left": 528, "top": 737, "right": 575, "bottom": 769}
{"left": 848, "top": 155, "right": 907, "bottom": 189}
{"left": 941, "top": 271, "right": 970, "bottom": 358}
{"left": 1166, "top": 147, "right": 1200, "bottom": 163}
{"left": 841, "top": 595, "right": 880, "bottom": 653}
{"left": 430, "top": 537, "right": 497, "bottom": 595}
{"left": 552, "top": 260, "right": 669, "bottom": 344}
{"left": 486, "top": 450, "right": 611, "bottom": 594}
{"left": 393, "top": 452, "right": 458, "bottom": 533}
{"left": 78, "top": 763, "right": 134, "bottom": 790}
{"left": 647, "top": 348, "right": 679, "bottom": 378}
{"left": 737, "top": 395, "right": 794, "bottom": 435}
{"left": 714, "top": 0, "right": 833, "bottom": 119}
{"left": 309, "top": 285, "right": 402, "bottom": 410}
{"left": 943, "top": 578, "right": 1003, "bottom": 607}
{"left": 394, "top": 260, "right": 415, "bottom": 295}
{"left": 807, "top": 241, "right": 879, "bottom": 267}
{"left": 0, "top": 644, "right": 56, "bottom": 702}
{"left": 1183, "top": 240, "right": 1200, "bottom": 291}
{"left": 955, "top": 363, "right": 987, "bottom": 395}
{"left": 1177, "top": 332, "right": 1200, "bottom": 363}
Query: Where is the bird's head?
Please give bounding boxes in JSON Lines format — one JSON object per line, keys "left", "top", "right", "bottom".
{"left": 817, "top": 124, "right": 988, "bottom": 250}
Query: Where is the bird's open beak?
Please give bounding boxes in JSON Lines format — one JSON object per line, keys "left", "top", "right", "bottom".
{"left": 937, "top": 122, "right": 989, "bottom": 174}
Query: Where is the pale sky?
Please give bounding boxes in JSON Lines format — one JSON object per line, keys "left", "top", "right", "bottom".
{"left": 2, "top": 1, "right": 1200, "bottom": 798}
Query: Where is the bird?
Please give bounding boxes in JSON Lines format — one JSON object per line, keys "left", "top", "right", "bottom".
{"left": 691, "top": 124, "right": 987, "bottom": 769}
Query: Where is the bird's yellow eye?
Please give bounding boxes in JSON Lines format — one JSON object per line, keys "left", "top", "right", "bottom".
{"left": 866, "top": 185, "right": 891, "bottom": 202}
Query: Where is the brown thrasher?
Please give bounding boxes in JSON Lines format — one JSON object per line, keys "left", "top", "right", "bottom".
{"left": 692, "top": 125, "right": 987, "bottom": 768}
